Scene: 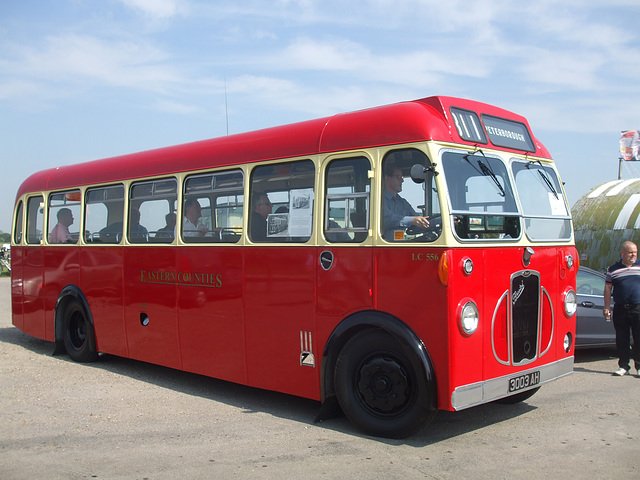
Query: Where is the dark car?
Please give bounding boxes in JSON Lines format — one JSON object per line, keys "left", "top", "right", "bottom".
{"left": 575, "top": 266, "right": 616, "bottom": 348}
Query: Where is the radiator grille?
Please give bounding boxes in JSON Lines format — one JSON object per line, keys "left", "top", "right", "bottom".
{"left": 511, "top": 271, "right": 540, "bottom": 364}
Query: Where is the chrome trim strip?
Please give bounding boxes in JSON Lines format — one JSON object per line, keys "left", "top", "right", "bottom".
{"left": 491, "top": 290, "right": 510, "bottom": 365}
{"left": 539, "top": 286, "right": 554, "bottom": 357}
{"left": 450, "top": 357, "right": 573, "bottom": 411}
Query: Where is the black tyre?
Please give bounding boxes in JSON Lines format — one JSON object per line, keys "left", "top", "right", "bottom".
{"left": 63, "top": 301, "right": 98, "bottom": 363}
{"left": 334, "top": 330, "right": 436, "bottom": 438}
{"left": 495, "top": 387, "right": 540, "bottom": 404}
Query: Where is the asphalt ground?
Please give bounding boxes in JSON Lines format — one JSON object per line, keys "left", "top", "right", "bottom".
{"left": 0, "top": 276, "right": 638, "bottom": 479}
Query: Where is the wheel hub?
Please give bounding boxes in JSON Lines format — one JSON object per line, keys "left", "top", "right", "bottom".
{"left": 69, "top": 312, "right": 87, "bottom": 348}
{"left": 357, "top": 355, "right": 409, "bottom": 413}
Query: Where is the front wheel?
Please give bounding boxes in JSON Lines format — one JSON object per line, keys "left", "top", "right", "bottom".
{"left": 334, "top": 330, "right": 437, "bottom": 438}
{"left": 62, "top": 301, "right": 98, "bottom": 363}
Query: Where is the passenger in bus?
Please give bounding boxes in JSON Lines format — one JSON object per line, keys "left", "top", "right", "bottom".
{"left": 326, "top": 219, "right": 352, "bottom": 242}
{"left": 183, "top": 197, "right": 211, "bottom": 237}
{"left": 251, "top": 192, "right": 272, "bottom": 241}
{"left": 382, "top": 165, "right": 430, "bottom": 240}
{"left": 49, "top": 207, "right": 74, "bottom": 243}
{"left": 155, "top": 212, "right": 176, "bottom": 239}
{"left": 128, "top": 208, "right": 149, "bottom": 241}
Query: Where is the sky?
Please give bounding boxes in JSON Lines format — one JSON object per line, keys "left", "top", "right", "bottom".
{"left": 2, "top": 0, "right": 640, "bottom": 234}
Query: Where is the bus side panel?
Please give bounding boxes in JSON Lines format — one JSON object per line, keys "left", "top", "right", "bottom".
{"left": 244, "top": 247, "right": 320, "bottom": 400}
{"left": 81, "top": 247, "right": 127, "bottom": 357}
{"left": 177, "top": 246, "right": 246, "bottom": 384}
{"left": 315, "top": 245, "right": 374, "bottom": 394}
{"left": 11, "top": 246, "right": 25, "bottom": 332}
{"left": 44, "top": 247, "right": 81, "bottom": 342}
{"left": 123, "top": 247, "right": 181, "bottom": 370}
{"left": 21, "top": 245, "right": 45, "bottom": 339}
{"left": 316, "top": 247, "right": 373, "bottom": 316}
{"left": 375, "top": 247, "right": 450, "bottom": 409}
{"left": 443, "top": 248, "right": 486, "bottom": 408}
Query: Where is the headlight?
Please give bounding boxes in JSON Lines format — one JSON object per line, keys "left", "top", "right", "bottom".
{"left": 564, "top": 289, "right": 577, "bottom": 317}
{"left": 459, "top": 301, "right": 479, "bottom": 335}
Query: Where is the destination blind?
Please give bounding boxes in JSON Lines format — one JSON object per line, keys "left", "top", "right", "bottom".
{"left": 482, "top": 115, "right": 535, "bottom": 152}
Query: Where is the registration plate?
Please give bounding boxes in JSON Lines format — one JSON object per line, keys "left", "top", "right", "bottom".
{"left": 508, "top": 371, "right": 540, "bottom": 392}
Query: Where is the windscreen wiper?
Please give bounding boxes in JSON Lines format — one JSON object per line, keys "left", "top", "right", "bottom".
{"left": 526, "top": 160, "right": 559, "bottom": 199}
{"left": 464, "top": 149, "right": 505, "bottom": 197}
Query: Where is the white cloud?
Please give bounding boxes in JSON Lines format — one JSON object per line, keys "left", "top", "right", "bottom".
{"left": 272, "top": 36, "right": 490, "bottom": 93}
{"left": 153, "top": 99, "right": 202, "bottom": 114}
{"left": 0, "top": 34, "right": 183, "bottom": 94}
{"left": 518, "top": 49, "right": 606, "bottom": 92}
{"left": 280, "top": 38, "right": 368, "bottom": 71}
{"left": 116, "top": 0, "right": 189, "bottom": 19}
{"left": 0, "top": 79, "right": 43, "bottom": 101}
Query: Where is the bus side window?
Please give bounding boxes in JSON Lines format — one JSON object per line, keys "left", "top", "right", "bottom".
{"left": 48, "top": 190, "right": 81, "bottom": 244}
{"left": 249, "top": 160, "right": 315, "bottom": 243}
{"left": 130, "top": 179, "right": 177, "bottom": 244}
{"left": 86, "top": 185, "right": 125, "bottom": 244}
{"left": 324, "top": 157, "right": 371, "bottom": 243}
{"left": 26, "top": 196, "right": 44, "bottom": 245}
{"left": 183, "top": 169, "right": 244, "bottom": 243}
{"left": 13, "top": 201, "right": 23, "bottom": 244}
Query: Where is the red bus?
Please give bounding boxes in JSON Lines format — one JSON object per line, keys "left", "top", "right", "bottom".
{"left": 11, "top": 96, "right": 578, "bottom": 438}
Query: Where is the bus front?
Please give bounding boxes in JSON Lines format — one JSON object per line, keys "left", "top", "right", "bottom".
{"left": 428, "top": 121, "right": 577, "bottom": 411}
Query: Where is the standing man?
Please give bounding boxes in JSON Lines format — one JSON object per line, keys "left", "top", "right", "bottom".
{"left": 604, "top": 240, "right": 640, "bottom": 376}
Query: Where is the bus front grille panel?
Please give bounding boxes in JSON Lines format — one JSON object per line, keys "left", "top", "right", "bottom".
{"left": 510, "top": 272, "right": 540, "bottom": 364}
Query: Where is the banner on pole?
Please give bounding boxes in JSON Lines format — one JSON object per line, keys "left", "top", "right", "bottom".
{"left": 620, "top": 130, "right": 640, "bottom": 161}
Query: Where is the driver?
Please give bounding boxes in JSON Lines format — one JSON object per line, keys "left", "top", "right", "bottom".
{"left": 382, "top": 165, "right": 430, "bottom": 241}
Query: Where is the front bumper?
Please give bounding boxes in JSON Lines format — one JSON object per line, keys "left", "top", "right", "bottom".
{"left": 450, "top": 356, "right": 574, "bottom": 410}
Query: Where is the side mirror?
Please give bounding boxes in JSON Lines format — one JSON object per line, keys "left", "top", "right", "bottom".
{"left": 410, "top": 164, "right": 427, "bottom": 183}
{"left": 410, "top": 163, "right": 437, "bottom": 183}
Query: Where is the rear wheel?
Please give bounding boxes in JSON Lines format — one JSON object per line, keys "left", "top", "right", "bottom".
{"left": 63, "top": 301, "right": 98, "bottom": 363}
{"left": 334, "top": 330, "right": 436, "bottom": 438}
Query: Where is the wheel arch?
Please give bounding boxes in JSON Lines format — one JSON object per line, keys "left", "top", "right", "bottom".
{"left": 53, "top": 285, "right": 94, "bottom": 355}
{"left": 320, "top": 310, "right": 437, "bottom": 410}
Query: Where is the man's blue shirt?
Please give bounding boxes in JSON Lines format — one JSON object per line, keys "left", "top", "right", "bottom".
{"left": 606, "top": 259, "right": 640, "bottom": 305}
{"left": 383, "top": 189, "right": 417, "bottom": 240}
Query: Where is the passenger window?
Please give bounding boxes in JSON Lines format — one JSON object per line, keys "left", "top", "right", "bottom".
{"left": 381, "top": 149, "right": 441, "bottom": 242}
{"left": 249, "top": 160, "right": 315, "bottom": 243}
{"left": 129, "top": 179, "right": 177, "bottom": 244}
{"left": 85, "top": 185, "right": 125, "bottom": 244}
{"left": 183, "top": 170, "right": 244, "bottom": 243}
{"left": 324, "top": 157, "right": 370, "bottom": 243}
{"left": 13, "top": 201, "right": 23, "bottom": 244}
{"left": 26, "top": 196, "right": 44, "bottom": 245}
{"left": 48, "top": 190, "right": 81, "bottom": 244}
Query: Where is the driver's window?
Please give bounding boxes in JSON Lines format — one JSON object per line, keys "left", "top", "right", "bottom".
{"left": 381, "top": 149, "right": 440, "bottom": 242}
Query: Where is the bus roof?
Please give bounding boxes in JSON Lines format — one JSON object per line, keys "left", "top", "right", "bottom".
{"left": 15, "top": 96, "right": 550, "bottom": 200}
